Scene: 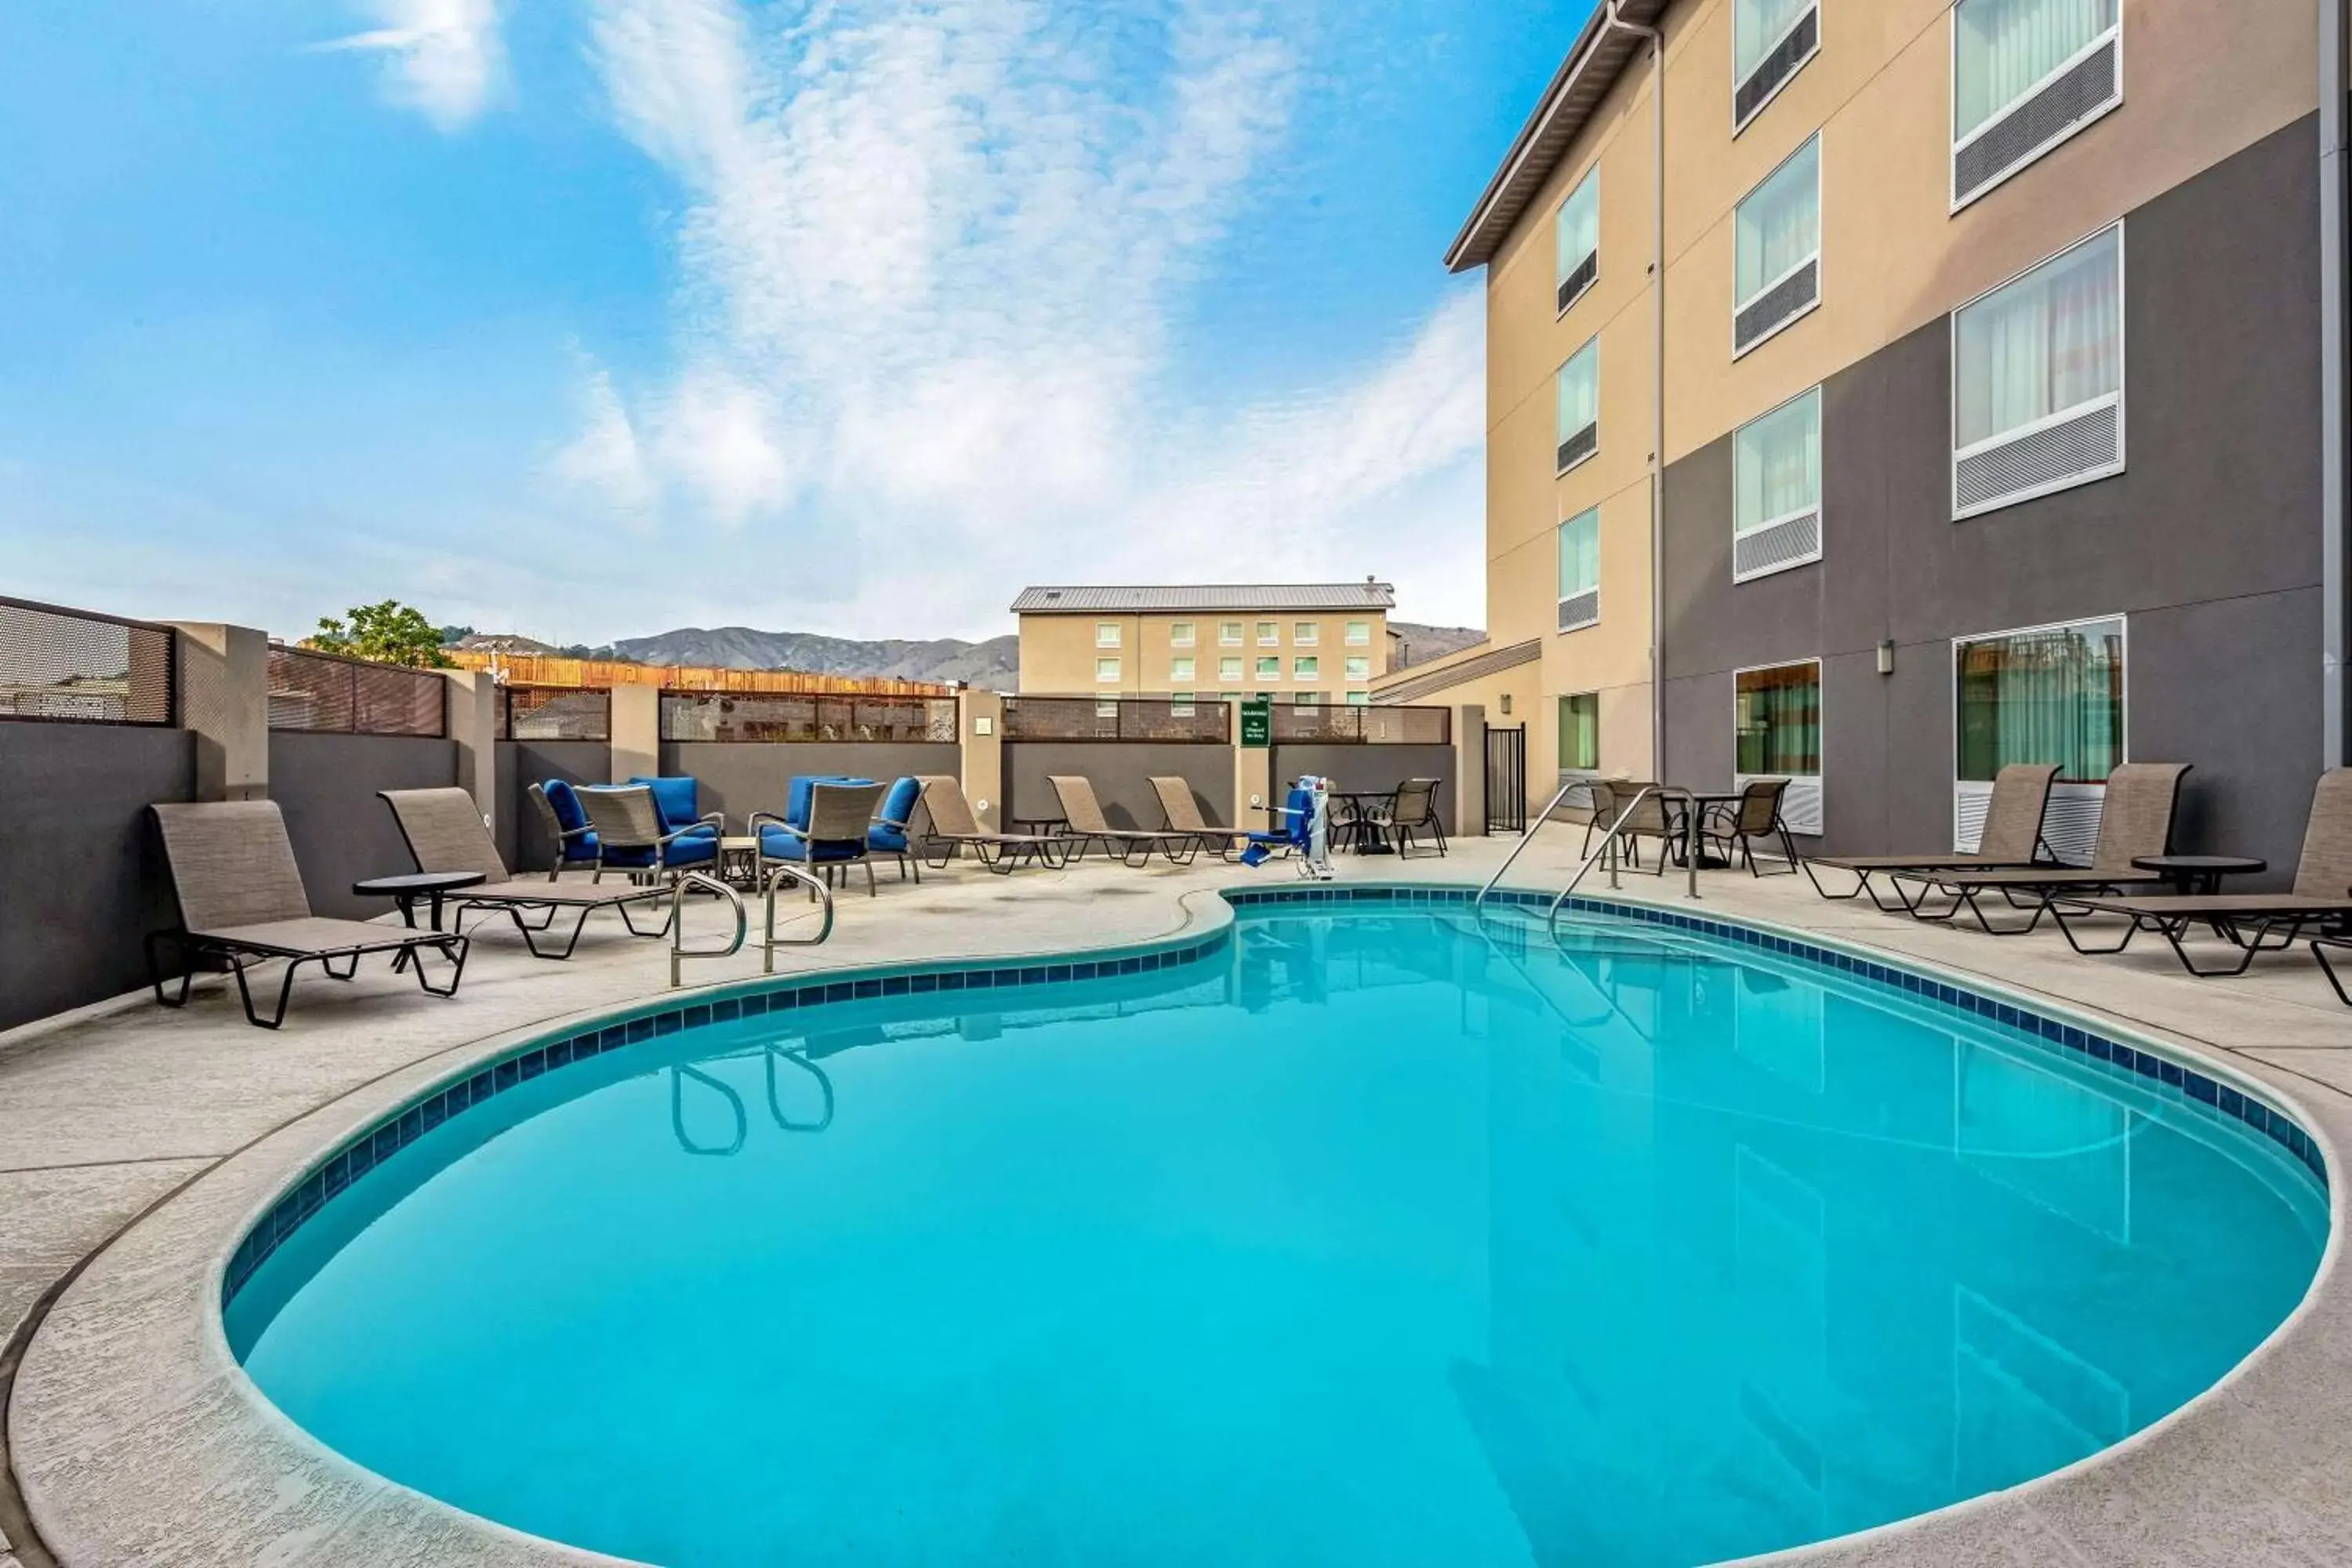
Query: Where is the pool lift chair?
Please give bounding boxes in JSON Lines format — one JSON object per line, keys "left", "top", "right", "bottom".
{"left": 1243, "top": 777, "right": 1335, "bottom": 880}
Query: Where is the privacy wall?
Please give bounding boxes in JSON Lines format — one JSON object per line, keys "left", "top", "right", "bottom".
{"left": 268, "top": 732, "right": 459, "bottom": 919}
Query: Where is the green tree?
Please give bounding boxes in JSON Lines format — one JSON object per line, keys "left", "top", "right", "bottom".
{"left": 305, "top": 601, "right": 456, "bottom": 669}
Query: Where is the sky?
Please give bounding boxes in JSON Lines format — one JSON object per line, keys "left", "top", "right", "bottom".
{"left": 0, "top": 1, "right": 1593, "bottom": 645}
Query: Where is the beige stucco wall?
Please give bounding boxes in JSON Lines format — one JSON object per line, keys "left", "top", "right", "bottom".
{"left": 1017, "top": 612, "right": 1389, "bottom": 700}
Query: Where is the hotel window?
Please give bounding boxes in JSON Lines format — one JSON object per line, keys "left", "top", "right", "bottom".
{"left": 1555, "top": 336, "right": 1599, "bottom": 474}
{"left": 1294, "top": 655, "right": 1319, "bottom": 681}
{"left": 1735, "top": 660, "right": 1824, "bottom": 833}
{"left": 1220, "top": 691, "right": 1243, "bottom": 702}
{"left": 1345, "top": 620, "right": 1371, "bottom": 646}
{"left": 1171, "top": 692, "right": 1196, "bottom": 717}
{"left": 1955, "top": 617, "right": 2123, "bottom": 783}
{"left": 1096, "top": 657, "right": 1120, "bottom": 683}
{"left": 1734, "top": 133, "right": 1820, "bottom": 358}
{"left": 1951, "top": 223, "right": 2123, "bottom": 519}
{"left": 1097, "top": 699, "right": 1119, "bottom": 719}
{"left": 1294, "top": 622, "right": 1319, "bottom": 646}
{"left": 1096, "top": 622, "right": 1121, "bottom": 648}
{"left": 1559, "top": 692, "right": 1600, "bottom": 771}
{"left": 1171, "top": 656, "right": 1196, "bottom": 683}
{"left": 1294, "top": 691, "right": 1322, "bottom": 707}
{"left": 1733, "top": 386, "right": 1823, "bottom": 582}
{"left": 1734, "top": 0, "right": 1820, "bottom": 132}
{"left": 1256, "top": 655, "right": 1280, "bottom": 680}
{"left": 1345, "top": 655, "right": 1370, "bottom": 681}
{"left": 1346, "top": 691, "right": 1371, "bottom": 706}
{"left": 1257, "top": 620, "right": 1279, "bottom": 646}
{"left": 1220, "top": 621, "right": 1243, "bottom": 645}
{"left": 1219, "top": 655, "right": 1243, "bottom": 681}
{"left": 1171, "top": 621, "right": 1196, "bottom": 647}
{"left": 1556, "top": 506, "right": 1600, "bottom": 632}
{"left": 1953, "top": 0, "right": 2120, "bottom": 208}
{"left": 1555, "top": 165, "right": 1600, "bottom": 315}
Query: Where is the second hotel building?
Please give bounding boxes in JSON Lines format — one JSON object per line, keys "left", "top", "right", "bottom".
{"left": 1401, "top": 0, "right": 2346, "bottom": 877}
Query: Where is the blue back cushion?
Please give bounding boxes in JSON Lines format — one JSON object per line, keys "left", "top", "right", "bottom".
{"left": 869, "top": 776, "right": 921, "bottom": 850}
{"left": 628, "top": 775, "right": 702, "bottom": 833}
{"left": 1285, "top": 786, "right": 1316, "bottom": 847}
{"left": 542, "top": 779, "right": 599, "bottom": 859}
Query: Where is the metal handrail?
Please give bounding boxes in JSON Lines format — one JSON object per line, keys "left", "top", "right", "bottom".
{"left": 1474, "top": 782, "right": 1702, "bottom": 914}
{"left": 670, "top": 872, "right": 747, "bottom": 987}
{"left": 758, "top": 863, "right": 836, "bottom": 972}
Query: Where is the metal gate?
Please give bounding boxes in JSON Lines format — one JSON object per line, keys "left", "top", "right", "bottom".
{"left": 1485, "top": 723, "right": 1527, "bottom": 833}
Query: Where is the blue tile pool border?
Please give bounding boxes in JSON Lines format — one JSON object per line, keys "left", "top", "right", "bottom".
{"left": 224, "top": 884, "right": 2329, "bottom": 1308}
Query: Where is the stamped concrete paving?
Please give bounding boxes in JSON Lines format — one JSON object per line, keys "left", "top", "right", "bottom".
{"left": 2, "top": 837, "right": 2347, "bottom": 1566}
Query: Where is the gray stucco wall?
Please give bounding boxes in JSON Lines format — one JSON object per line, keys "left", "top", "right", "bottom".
{"left": 1660, "top": 117, "right": 2322, "bottom": 877}
{"left": 659, "top": 742, "right": 963, "bottom": 831}
{"left": 499, "top": 739, "right": 614, "bottom": 873}
{"left": 1004, "top": 742, "right": 1234, "bottom": 830}
{"left": 1272, "top": 744, "right": 1457, "bottom": 833}
{"left": 0, "top": 723, "right": 196, "bottom": 1030}
{"left": 268, "top": 732, "right": 460, "bottom": 918}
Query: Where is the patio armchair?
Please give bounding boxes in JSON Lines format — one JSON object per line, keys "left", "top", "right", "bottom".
{"left": 1047, "top": 775, "right": 1204, "bottom": 867}
{"left": 753, "top": 780, "right": 888, "bottom": 898}
{"left": 528, "top": 779, "right": 602, "bottom": 880}
{"left": 866, "top": 775, "right": 926, "bottom": 882}
{"left": 628, "top": 775, "right": 725, "bottom": 840}
{"left": 1586, "top": 780, "right": 1681, "bottom": 874}
{"left": 380, "top": 787, "right": 674, "bottom": 958}
{"left": 1370, "top": 777, "right": 1447, "bottom": 858}
{"left": 913, "top": 776, "right": 1069, "bottom": 873}
{"left": 146, "top": 799, "right": 468, "bottom": 1029}
{"left": 1701, "top": 779, "right": 1800, "bottom": 876}
{"left": 1802, "top": 764, "right": 2060, "bottom": 909}
{"left": 575, "top": 784, "right": 722, "bottom": 882}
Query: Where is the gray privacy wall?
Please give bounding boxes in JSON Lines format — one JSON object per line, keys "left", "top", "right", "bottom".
{"left": 1272, "top": 745, "right": 1457, "bottom": 833}
{"left": 1004, "top": 742, "right": 1233, "bottom": 830}
{"left": 499, "top": 739, "right": 612, "bottom": 873}
{"left": 1659, "top": 118, "right": 2322, "bottom": 879}
{"left": 0, "top": 723, "right": 196, "bottom": 1032}
{"left": 268, "top": 732, "right": 459, "bottom": 918}
{"left": 659, "top": 742, "right": 962, "bottom": 831}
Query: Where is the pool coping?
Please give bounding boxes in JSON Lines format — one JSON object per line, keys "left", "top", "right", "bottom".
{"left": 12, "top": 881, "right": 2350, "bottom": 1566}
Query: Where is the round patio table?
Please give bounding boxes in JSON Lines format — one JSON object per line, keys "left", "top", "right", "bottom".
{"left": 2130, "top": 855, "right": 2267, "bottom": 896}
{"left": 353, "top": 870, "right": 483, "bottom": 971}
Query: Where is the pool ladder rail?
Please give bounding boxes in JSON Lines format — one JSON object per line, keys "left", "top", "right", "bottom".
{"left": 666, "top": 862, "right": 838, "bottom": 987}
{"left": 1473, "top": 782, "right": 1701, "bottom": 919}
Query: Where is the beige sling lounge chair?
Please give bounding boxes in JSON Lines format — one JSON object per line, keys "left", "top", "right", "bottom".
{"left": 1047, "top": 775, "right": 1204, "bottom": 867}
{"left": 380, "top": 787, "right": 673, "bottom": 959}
{"left": 1150, "top": 775, "right": 1245, "bottom": 858}
{"left": 916, "top": 776, "right": 1069, "bottom": 873}
{"left": 1802, "top": 764, "right": 2060, "bottom": 909}
{"left": 147, "top": 800, "right": 469, "bottom": 1029}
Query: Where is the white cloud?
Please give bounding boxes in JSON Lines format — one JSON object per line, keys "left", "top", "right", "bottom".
{"left": 561, "top": 0, "right": 1487, "bottom": 637}
{"left": 321, "top": 0, "right": 505, "bottom": 132}
{"left": 552, "top": 365, "right": 656, "bottom": 530}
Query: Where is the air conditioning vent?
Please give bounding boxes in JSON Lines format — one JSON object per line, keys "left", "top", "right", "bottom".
{"left": 1955, "top": 401, "right": 2121, "bottom": 517}
{"left": 1734, "top": 5, "right": 1819, "bottom": 131}
{"left": 1955, "top": 35, "right": 2120, "bottom": 206}
{"left": 1556, "top": 249, "right": 1599, "bottom": 315}
{"left": 1556, "top": 421, "right": 1598, "bottom": 474}
{"left": 1733, "top": 510, "right": 1822, "bottom": 583}
{"left": 1557, "top": 590, "right": 1600, "bottom": 633}
{"left": 1957, "top": 779, "right": 2101, "bottom": 864}
{"left": 1734, "top": 258, "right": 1817, "bottom": 356}
{"left": 1740, "top": 774, "right": 1822, "bottom": 836}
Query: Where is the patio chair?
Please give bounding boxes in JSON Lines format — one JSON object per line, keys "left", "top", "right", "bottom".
{"left": 1586, "top": 780, "right": 1680, "bottom": 875}
{"left": 1151, "top": 775, "right": 1269, "bottom": 861}
{"left": 1047, "top": 775, "right": 1204, "bottom": 867}
{"left": 574, "top": 785, "right": 723, "bottom": 883}
{"left": 528, "top": 779, "right": 602, "bottom": 880}
{"left": 379, "top": 787, "right": 673, "bottom": 958}
{"left": 1700, "top": 778, "right": 1800, "bottom": 876}
{"left": 2056, "top": 768, "right": 2352, "bottom": 976}
{"left": 1802, "top": 764, "right": 2060, "bottom": 909}
{"left": 146, "top": 800, "right": 468, "bottom": 1029}
{"left": 627, "top": 775, "right": 725, "bottom": 839}
{"left": 1371, "top": 777, "right": 1447, "bottom": 858}
{"left": 1886, "top": 762, "right": 2190, "bottom": 935}
{"left": 867, "top": 775, "right": 925, "bottom": 882}
{"left": 914, "top": 775, "right": 1069, "bottom": 873}
{"left": 753, "top": 780, "right": 888, "bottom": 898}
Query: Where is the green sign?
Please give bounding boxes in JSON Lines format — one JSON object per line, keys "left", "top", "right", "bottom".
{"left": 1240, "top": 697, "right": 1272, "bottom": 749}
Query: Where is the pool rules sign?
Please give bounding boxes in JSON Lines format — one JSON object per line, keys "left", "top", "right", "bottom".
{"left": 1240, "top": 697, "right": 1271, "bottom": 748}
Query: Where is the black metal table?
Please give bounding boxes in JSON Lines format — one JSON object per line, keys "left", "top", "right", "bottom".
{"left": 2130, "top": 855, "right": 2267, "bottom": 896}
{"left": 354, "top": 871, "right": 484, "bottom": 970}
{"left": 1672, "top": 789, "right": 1746, "bottom": 871}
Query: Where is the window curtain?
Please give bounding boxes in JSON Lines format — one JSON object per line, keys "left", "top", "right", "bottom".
{"left": 1559, "top": 694, "right": 1600, "bottom": 769}
{"left": 1735, "top": 388, "right": 1821, "bottom": 534}
{"left": 1557, "top": 339, "right": 1599, "bottom": 444}
{"left": 1556, "top": 171, "right": 1599, "bottom": 285}
{"left": 1737, "top": 0, "right": 1813, "bottom": 79}
{"left": 1736, "top": 137, "right": 1819, "bottom": 304}
{"left": 1955, "top": 0, "right": 2117, "bottom": 140}
{"left": 1735, "top": 663, "right": 1821, "bottom": 775}
{"left": 1955, "top": 227, "right": 2120, "bottom": 448}
{"left": 1955, "top": 620, "right": 2123, "bottom": 782}
{"left": 1558, "top": 508, "right": 1602, "bottom": 598}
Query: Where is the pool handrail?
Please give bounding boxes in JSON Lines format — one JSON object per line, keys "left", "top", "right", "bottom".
{"left": 759, "top": 862, "right": 836, "bottom": 971}
{"left": 669, "top": 872, "right": 747, "bottom": 988}
{"left": 1475, "top": 782, "right": 1700, "bottom": 913}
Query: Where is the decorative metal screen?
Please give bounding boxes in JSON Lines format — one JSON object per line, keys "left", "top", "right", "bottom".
{"left": 1555, "top": 421, "right": 1599, "bottom": 474}
{"left": 0, "top": 597, "right": 176, "bottom": 724}
{"left": 1556, "top": 590, "right": 1601, "bottom": 633}
{"left": 503, "top": 686, "right": 611, "bottom": 742}
{"left": 1733, "top": 510, "right": 1823, "bottom": 582}
{"left": 1955, "top": 401, "right": 2121, "bottom": 516}
{"left": 1955, "top": 37, "right": 2119, "bottom": 205}
{"left": 1272, "top": 704, "right": 1450, "bottom": 745}
{"left": 267, "top": 645, "right": 447, "bottom": 736}
{"left": 662, "top": 692, "right": 956, "bottom": 743}
{"left": 1735, "top": 257, "right": 1818, "bottom": 354}
{"left": 1734, "top": 5, "right": 1818, "bottom": 129}
{"left": 1001, "top": 697, "right": 1230, "bottom": 743}
{"left": 1555, "top": 249, "right": 1598, "bottom": 314}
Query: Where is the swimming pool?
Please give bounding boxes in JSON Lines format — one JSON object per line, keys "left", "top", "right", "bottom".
{"left": 225, "top": 890, "right": 2329, "bottom": 1567}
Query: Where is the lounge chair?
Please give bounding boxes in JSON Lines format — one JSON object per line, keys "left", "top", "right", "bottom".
{"left": 1150, "top": 775, "right": 1274, "bottom": 861}
{"left": 866, "top": 775, "right": 925, "bottom": 882}
{"left": 1047, "top": 775, "right": 1204, "bottom": 867}
{"left": 753, "top": 780, "right": 888, "bottom": 898}
{"left": 146, "top": 800, "right": 468, "bottom": 1029}
{"left": 915, "top": 775, "right": 1069, "bottom": 873}
{"left": 1700, "top": 778, "right": 1799, "bottom": 876}
{"left": 379, "top": 787, "right": 673, "bottom": 958}
{"left": 527, "top": 779, "right": 602, "bottom": 879}
{"left": 575, "top": 784, "right": 723, "bottom": 881}
{"left": 2056, "top": 768, "right": 2352, "bottom": 975}
{"left": 1885, "top": 762, "right": 2190, "bottom": 935}
{"left": 1802, "top": 764, "right": 2060, "bottom": 909}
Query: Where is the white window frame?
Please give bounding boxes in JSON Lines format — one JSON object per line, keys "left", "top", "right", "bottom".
{"left": 1171, "top": 691, "right": 1196, "bottom": 717}
{"left": 1732, "top": 384, "right": 1825, "bottom": 583}
{"left": 1950, "top": 0, "right": 2124, "bottom": 213}
{"left": 1218, "top": 655, "right": 1243, "bottom": 682}
{"left": 1344, "top": 655, "right": 1371, "bottom": 681}
{"left": 1255, "top": 655, "right": 1281, "bottom": 681}
{"left": 1095, "top": 621, "right": 1121, "bottom": 648}
{"left": 1170, "top": 655, "right": 1196, "bottom": 683}
{"left": 1555, "top": 335, "right": 1601, "bottom": 477}
{"left": 1556, "top": 505, "right": 1602, "bottom": 632}
{"left": 1345, "top": 620, "right": 1371, "bottom": 646}
{"left": 1095, "top": 657, "right": 1120, "bottom": 683}
{"left": 1733, "top": 0, "right": 1822, "bottom": 137}
{"left": 1219, "top": 621, "right": 1243, "bottom": 646}
{"left": 1171, "top": 621, "right": 1196, "bottom": 647}
{"left": 1732, "top": 656, "right": 1824, "bottom": 835}
{"left": 1294, "top": 621, "right": 1319, "bottom": 646}
{"left": 1293, "top": 690, "right": 1323, "bottom": 707}
{"left": 1257, "top": 620, "right": 1280, "bottom": 647}
{"left": 1555, "top": 164, "right": 1601, "bottom": 318}
{"left": 1732, "top": 132, "right": 1823, "bottom": 361}
{"left": 1345, "top": 690, "right": 1371, "bottom": 706}
{"left": 1947, "top": 612, "right": 2129, "bottom": 861}
{"left": 1294, "top": 655, "right": 1319, "bottom": 681}
{"left": 1949, "top": 222, "right": 2126, "bottom": 521}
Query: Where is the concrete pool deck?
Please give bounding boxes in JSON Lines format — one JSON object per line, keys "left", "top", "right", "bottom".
{"left": 2, "top": 833, "right": 2347, "bottom": 1566}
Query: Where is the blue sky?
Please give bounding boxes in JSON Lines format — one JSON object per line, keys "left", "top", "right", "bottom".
{"left": 1, "top": 2, "right": 1591, "bottom": 644}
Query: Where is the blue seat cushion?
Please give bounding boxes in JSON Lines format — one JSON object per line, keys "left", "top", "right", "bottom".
{"left": 786, "top": 775, "right": 876, "bottom": 832}
{"left": 601, "top": 832, "right": 717, "bottom": 870}
{"left": 868, "top": 776, "right": 921, "bottom": 851}
{"left": 760, "top": 825, "right": 866, "bottom": 863}
{"left": 628, "top": 775, "right": 706, "bottom": 835}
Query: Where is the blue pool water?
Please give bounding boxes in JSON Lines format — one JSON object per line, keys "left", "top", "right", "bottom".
{"left": 230, "top": 902, "right": 2328, "bottom": 1567}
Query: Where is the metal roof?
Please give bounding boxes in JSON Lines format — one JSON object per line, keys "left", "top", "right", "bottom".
{"left": 1443, "top": 0, "right": 1667, "bottom": 273}
{"left": 1010, "top": 583, "right": 1396, "bottom": 614}
{"left": 1371, "top": 638, "right": 1541, "bottom": 704}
